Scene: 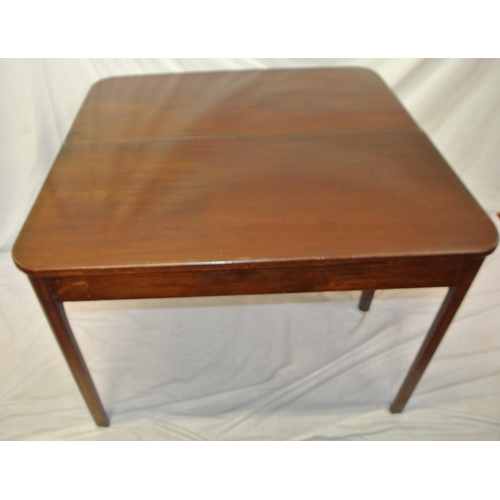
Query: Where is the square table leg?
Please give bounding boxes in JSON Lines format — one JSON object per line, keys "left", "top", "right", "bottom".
{"left": 29, "top": 276, "right": 109, "bottom": 427}
{"left": 390, "top": 257, "right": 484, "bottom": 413}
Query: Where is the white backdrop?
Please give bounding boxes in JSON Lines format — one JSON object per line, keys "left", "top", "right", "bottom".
{"left": 1, "top": 58, "right": 499, "bottom": 440}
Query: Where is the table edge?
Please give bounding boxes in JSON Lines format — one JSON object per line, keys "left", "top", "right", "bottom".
{"left": 12, "top": 245, "right": 498, "bottom": 279}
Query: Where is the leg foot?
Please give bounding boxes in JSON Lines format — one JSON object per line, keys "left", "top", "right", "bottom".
{"left": 359, "top": 290, "right": 375, "bottom": 312}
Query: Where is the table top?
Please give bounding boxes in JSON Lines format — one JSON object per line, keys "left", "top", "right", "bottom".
{"left": 13, "top": 68, "right": 498, "bottom": 277}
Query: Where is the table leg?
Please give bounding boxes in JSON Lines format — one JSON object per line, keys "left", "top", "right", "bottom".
{"left": 29, "top": 277, "right": 109, "bottom": 427}
{"left": 359, "top": 290, "right": 375, "bottom": 311}
{"left": 390, "top": 258, "right": 484, "bottom": 413}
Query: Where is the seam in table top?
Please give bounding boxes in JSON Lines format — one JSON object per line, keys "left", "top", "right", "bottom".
{"left": 63, "top": 127, "right": 425, "bottom": 147}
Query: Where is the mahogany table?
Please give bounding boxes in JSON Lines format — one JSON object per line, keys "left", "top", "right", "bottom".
{"left": 12, "top": 68, "right": 498, "bottom": 427}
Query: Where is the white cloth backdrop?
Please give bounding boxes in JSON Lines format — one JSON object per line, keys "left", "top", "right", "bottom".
{"left": 1, "top": 58, "right": 499, "bottom": 440}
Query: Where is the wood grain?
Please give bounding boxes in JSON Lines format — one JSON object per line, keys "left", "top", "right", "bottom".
{"left": 12, "top": 131, "right": 497, "bottom": 276}
{"left": 67, "top": 68, "right": 419, "bottom": 143}
{"left": 50, "top": 255, "right": 468, "bottom": 302}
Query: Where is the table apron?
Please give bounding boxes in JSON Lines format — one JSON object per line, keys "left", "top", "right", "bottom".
{"left": 47, "top": 256, "right": 470, "bottom": 302}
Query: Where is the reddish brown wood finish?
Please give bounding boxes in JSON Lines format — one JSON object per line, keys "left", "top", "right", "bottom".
{"left": 29, "top": 277, "right": 109, "bottom": 426}
{"left": 50, "top": 255, "right": 468, "bottom": 302}
{"left": 12, "top": 68, "right": 498, "bottom": 426}
{"left": 390, "top": 257, "right": 484, "bottom": 413}
{"left": 67, "top": 68, "right": 420, "bottom": 143}
{"left": 12, "top": 132, "right": 497, "bottom": 275}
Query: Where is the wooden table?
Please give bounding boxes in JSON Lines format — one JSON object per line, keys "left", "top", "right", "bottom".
{"left": 13, "top": 68, "right": 498, "bottom": 427}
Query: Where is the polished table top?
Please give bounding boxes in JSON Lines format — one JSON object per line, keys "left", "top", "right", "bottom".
{"left": 13, "top": 68, "right": 498, "bottom": 277}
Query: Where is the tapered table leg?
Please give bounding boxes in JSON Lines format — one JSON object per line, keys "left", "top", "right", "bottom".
{"left": 29, "top": 277, "right": 109, "bottom": 427}
{"left": 390, "top": 258, "right": 484, "bottom": 413}
{"left": 359, "top": 290, "right": 375, "bottom": 311}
